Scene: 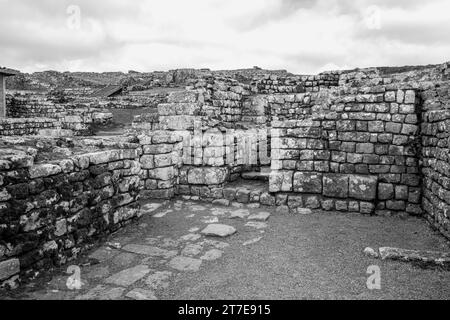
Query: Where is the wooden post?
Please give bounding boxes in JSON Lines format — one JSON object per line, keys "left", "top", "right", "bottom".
{"left": 0, "top": 75, "right": 5, "bottom": 118}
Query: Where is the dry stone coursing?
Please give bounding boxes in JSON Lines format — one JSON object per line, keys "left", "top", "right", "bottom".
{"left": 3, "top": 62, "right": 450, "bottom": 288}
{"left": 269, "top": 87, "right": 421, "bottom": 215}
{"left": 0, "top": 140, "right": 143, "bottom": 285}
{"left": 421, "top": 82, "right": 450, "bottom": 239}
{"left": 3, "top": 93, "right": 113, "bottom": 136}
{"left": 138, "top": 132, "right": 183, "bottom": 200}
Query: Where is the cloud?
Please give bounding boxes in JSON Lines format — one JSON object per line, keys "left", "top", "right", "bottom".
{"left": 0, "top": 0, "right": 448, "bottom": 74}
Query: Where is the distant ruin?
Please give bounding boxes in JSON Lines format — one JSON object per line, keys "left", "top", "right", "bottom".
{"left": 0, "top": 62, "right": 449, "bottom": 288}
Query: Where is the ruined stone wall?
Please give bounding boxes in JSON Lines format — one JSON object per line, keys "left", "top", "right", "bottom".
{"left": 0, "top": 118, "right": 60, "bottom": 136}
{"left": 138, "top": 132, "right": 183, "bottom": 200}
{"left": 4, "top": 93, "right": 113, "bottom": 136}
{"left": 421, "top": 82, "right": 450, "bottom": 239}
{"left": 6, "top": 94, "right": 65, "bottom": 118}
{"left": 187, "top": 78, "right": 252, "bottom": 126}
{"left": 101, "top": 94, "right": 167, "bottom": 110}
{"left": 251, "top": 72, "right": 340, "bottom": 94}
{"left": 270, "top": 86, "right": 422, "bottom": 216}
{"left": 0, "top": 146, "right": 142, "bottom": 285}
{"left": 177, "top": 128, "right": 270, "bottom": 200}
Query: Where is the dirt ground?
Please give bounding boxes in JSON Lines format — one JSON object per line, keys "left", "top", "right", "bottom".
{"left": 2, "top": 199, "right": 450, "bottom": 300}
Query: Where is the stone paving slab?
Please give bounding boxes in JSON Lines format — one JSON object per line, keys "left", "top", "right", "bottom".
{"left": 2, "top": 198, "right": 450, "bottom": 300}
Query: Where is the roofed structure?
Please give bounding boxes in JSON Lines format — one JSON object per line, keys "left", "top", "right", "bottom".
{"left": 91, "top": 85, "right": 124, "bottom": 98}
{"left": 0, "top": 67, "right": 20, "bottom": 76}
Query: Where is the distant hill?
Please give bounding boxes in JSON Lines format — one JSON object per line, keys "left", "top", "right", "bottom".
{"left": 5, "top": 63, "right": 448, "bottom": 92}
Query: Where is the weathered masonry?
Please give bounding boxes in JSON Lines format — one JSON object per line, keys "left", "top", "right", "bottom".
{"left": 0, "top": 62, "right": 449, "bottom": 288}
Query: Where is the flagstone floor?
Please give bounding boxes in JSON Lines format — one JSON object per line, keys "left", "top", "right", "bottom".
{"left": 2, "top": 199, "right": 450, "bottom": 300}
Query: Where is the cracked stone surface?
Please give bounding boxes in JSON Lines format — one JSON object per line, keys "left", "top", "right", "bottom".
{"left": 201, "top": 224, "right": 237, "bottom": 237}
{"left": 6, "top": 198, "right": 450, "bottom": 300}
{"left": 200, "top": 249, "right": 223, "bottom": 261}
{"left": 105, "top": 265, "right": 150, "bottom": 286}
{"left": 243, "top": 237, "right": 263, "bottom": 246}
{"left": 230, "top": 209, "right": 250, "bottom": 219}
{"left": 181, "top": 244, "right": 203, "bottom": 257}
{"left": 126, "top": 288, "right": 158, "bottom": 300}
{"left": 76, "top": 285, "right": 125, "bottom": 300}
{"left": 122, "top": 244, "right": 177, "bottom": 259}
{"left": 169, "top": 256, "right": 202, "bottom": 272}
{"left": 146, "top": 271, "right": 172, "bottom": 289}
{"left": 248, "top": 212, "right": 271, "bottom": 222}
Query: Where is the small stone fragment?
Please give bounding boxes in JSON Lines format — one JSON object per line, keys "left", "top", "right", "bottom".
{"left": 201, "top": 224, "right": 237, "bottom": 237}
{"left": 180, "top": 233, "right": 202, "bottom": 242}
{"left": 230, "top": 209, "right": 250, "bottom": 219}
{"left": 248, "top": 212, "right": 271, "bottom": 222}
{"left": 153, "top": 210, "right": 172, "bottom": 218}
{"left": 245, "top": 221, "right": 267, "bottom": 230}
{"left": 363, "top": 247, "right": 379, "bottom": 258}
{"left": 296, "top": 208, "right": 313, "bottom": 215}
{"left": 243, "top": 237, "right": 263, "bottom": 246}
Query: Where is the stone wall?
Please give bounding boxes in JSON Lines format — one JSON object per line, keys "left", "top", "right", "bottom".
{"left": 0, "top": 118, "right": 60, "bottom": 136}
{"left": 0, "top": 144, "right": 143, "bottom": 286}
{"left": 138, "top": 132, "right": 183, "bottom": 200}
{"left": 4, "top": 93, "right": 113, "bottom": 136}
{"left": 177, "top": 128, "right": 270, "bottom": 199}
{"left": 250, "top": 72, "right": 340, "bottom": 94}
{"left": 270, "top": 86, "right": 422, "bottom": 216}
{"left": 421, "top": 82, "right": 450, "bottom": 239}
{"left": 187, "top": 78, "right": 252, "bottom": 126}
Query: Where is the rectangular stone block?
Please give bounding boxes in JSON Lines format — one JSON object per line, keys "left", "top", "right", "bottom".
{"left": 349, "top": 175, "right": 377, "bottom": 201}
{"left": 293, "top": 172, "right": 323, "bottom": 193}
{"left": 378, "top": 183, "right": 394, "bottom": 200}
{"left": 148, "top": 167, "right": 176, "bottom": 181}
{"left": 187, "top": 167, "right": 229, "bottom": 185}
{"left": 323, "top": 174, "right": 349, "bottom": 198}
{"left": 140, "top": 155, "right": 155, "bottom": 169}
{"left": 269, "top": 171, "right": 293, "bottom": 192}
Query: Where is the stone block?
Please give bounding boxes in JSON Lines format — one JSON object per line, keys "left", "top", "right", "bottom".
{"left": 349, "top": 175, "right": 377, "bottom": 201}
{"left": 269, "top": 171, "right": 293, "bottom": 192}
{"left": 323, "top": 174, "right": 349, "bottom": 198}
{"left": 360, "top": 202, "right": 375, "bottom": 214}
{"left": 395, "top": 185, "right": 408, "bottom": 200}
{"left": 293, "top": 172, "right": 323, "bottom": 193}
{"left": 236, "top": 188, "right": 250, "bottom": 203}
{"left": 223, "top": 188, "right": 236, "bottom": 201}
{"left": 148, "top": 167, "right": 175, "bottom": 181}
{"left": 29, "top": 164, "right": 61, "bottom": 179}
{"left": 304, "top": 195, "right": 321, "bottom": 209}
{"left": 260, "top": 192, "right": 276, "bottom": 206}
{"left": 187, "top": 167, "right": 228, "bottom": 185}
{"left": 378, "top": 183, "right": 394, "bottom": 200}
{"left": 0, "top": 259, "right": 20, "bottom": 281}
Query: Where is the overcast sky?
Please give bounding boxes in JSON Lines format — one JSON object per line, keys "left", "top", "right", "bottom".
{"left": 1, "top": 0, "right": 449, "bottom": 74}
